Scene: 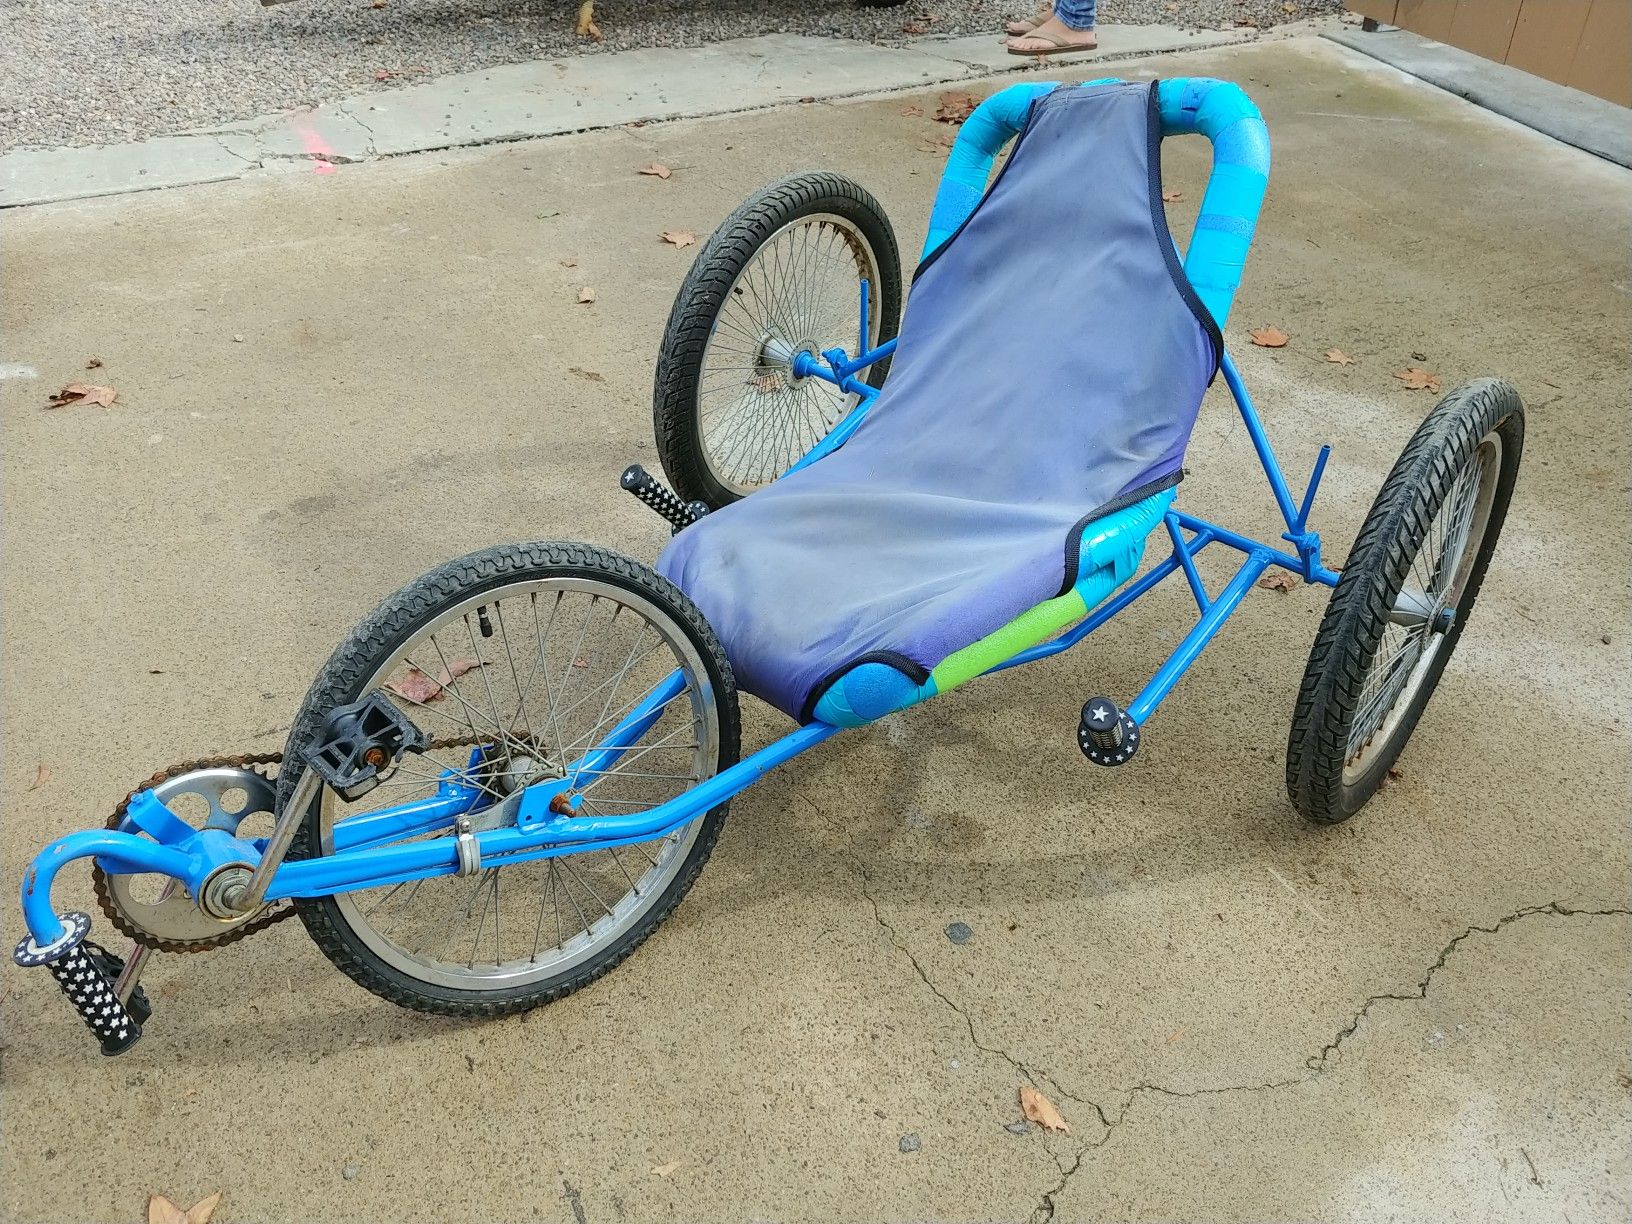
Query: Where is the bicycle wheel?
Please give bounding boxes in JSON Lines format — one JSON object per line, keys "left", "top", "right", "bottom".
{"left": 277, "top": 541, "right": 739, "bottom": 1015}
{"left": 1287, "top": 379, "right": 1524, "bottom": 824}
{"left": 652, "top": 171, "right": 902, "bottom": 507}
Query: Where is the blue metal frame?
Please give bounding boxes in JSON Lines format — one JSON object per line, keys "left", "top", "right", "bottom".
{"left": 17, "top": 75, "right": 1344, "bottom": 952}
{"left": 18, "top": 337, "right": 1337, "bottom": 948}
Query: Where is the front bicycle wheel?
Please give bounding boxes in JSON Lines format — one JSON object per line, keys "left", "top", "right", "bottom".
{"left": 277, "top": 542, "right": 739, "bottom": 1016}
{"left": 652, "top": 171, "right": 902, "bottom": 507}
{"left": 1287, "top": 379, "right": 1524, "bottom": 824}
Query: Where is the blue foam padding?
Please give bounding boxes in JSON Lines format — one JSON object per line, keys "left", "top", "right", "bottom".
{"left": 812, "top": 662, "right": 935, "bottom": 727}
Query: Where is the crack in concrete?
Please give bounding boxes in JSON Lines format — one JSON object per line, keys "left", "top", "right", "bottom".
{"left": 787, "top": 830, "right": 1629, "bottom": 1224}
{"left": 210, "top": 137, "right": 260, "bottom": 168}
{"left": 1029, "top": 1147, "right": 1085, "bottom": 1224}
{"left": 793, "top": 792, "right": 1067, "bottom": 1096}
{"left": 1303, "top": 901, "right": 1630, "bottom": 1072}
{"left": 335, "top": 101, "right": 380, "bottom": 156}
{"left": 787, "top": 789, "right": 1625, "bottom": 1215}
{"left": 1030, "top": 901, "right": 1630, "bottom": 1216}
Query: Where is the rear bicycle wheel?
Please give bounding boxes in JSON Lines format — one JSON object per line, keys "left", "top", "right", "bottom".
{"left": 277, "top": 542, "right": 739, "bottom": 1016}
{"left": 1287, "top": 379, "right": 1524, "bottom": 824}
{"left": 652, "top": 171, "right": 902, "bottom": 507}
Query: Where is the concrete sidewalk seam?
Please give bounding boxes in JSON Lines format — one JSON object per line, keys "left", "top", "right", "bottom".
{"left": 0, "top": 25, "right": 1277, "bottom": 209}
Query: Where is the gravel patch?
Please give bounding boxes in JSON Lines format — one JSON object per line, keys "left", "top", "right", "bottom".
{"left": 0, "top": 0, "right": 1339, "bottom": 151}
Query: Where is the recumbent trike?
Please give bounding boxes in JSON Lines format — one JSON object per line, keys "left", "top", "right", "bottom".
{"left": 15, "top": 78, "right": 1524, "bottom": 1054}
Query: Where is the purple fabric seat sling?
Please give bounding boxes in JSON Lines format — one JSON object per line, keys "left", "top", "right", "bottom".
{"left": 658, "top": 81, "right": 1220, "bottom": 722}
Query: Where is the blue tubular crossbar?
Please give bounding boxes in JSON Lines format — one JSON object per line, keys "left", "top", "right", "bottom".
{"left": 923, "top": 77, "right": 1271, "bottom": 327}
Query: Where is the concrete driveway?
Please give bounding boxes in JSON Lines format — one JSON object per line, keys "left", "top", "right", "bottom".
{"left": 3, "top": 36, "right": 1628, "bottom": 1224}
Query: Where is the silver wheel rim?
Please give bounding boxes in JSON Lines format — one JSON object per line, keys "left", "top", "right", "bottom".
{"left": 696, "top": 212, "right": 883, "bottom": 495}
{"left": 319, "top": 576, "right": 720, "bottom": 992}
{"left": 1344, "top": 431, "right": 1502, "bottom": 783}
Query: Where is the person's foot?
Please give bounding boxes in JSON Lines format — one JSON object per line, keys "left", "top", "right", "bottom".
{"left": 1004, "top": 6, "right": 1051, "bottom": 36}
{"left": 1006, "top": 14, "right": 1098, "bottom": 55}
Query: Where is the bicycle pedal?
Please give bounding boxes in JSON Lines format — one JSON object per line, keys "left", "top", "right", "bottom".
{"left": 1078, "top": 696, "right": 1141, "bottom": 767}
{"left": 304, "top": 691, "right": 429, "bottom": 801}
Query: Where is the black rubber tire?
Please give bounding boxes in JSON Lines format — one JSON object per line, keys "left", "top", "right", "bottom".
{"left": 1287, "top": 379, "right": 1524, "bottom": 824}
{"left": 276, "top": 541, "right": 740, "bottom": 1017}
{"left": 652, "top": 171, "right": 902, "bottom": 508}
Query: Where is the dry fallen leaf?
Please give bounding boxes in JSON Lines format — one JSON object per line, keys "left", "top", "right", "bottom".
{"left": 1019, "top": 1085, "right": 1071, "bottom": 1134}
{"left": 650, "top": 1161, "right": 681, "bottom": 1177}
{"left": 934, "top": 90, "right": 977, "bottom": 124}
{"left": 85, "top": 356, "right": 103, "bottom": 369}
{"left": 660, "top": 229, "right": 697, "bottom": 248}
{"left": 901, "top": 104, "right": 923, "bottom": 118}
{"left": 567, "top": 366, "right": 605, "bottom": 382}
{"left": 46, "top": 383, "right": 118, "bottom": 409}
{"left": 574, "top": 0, "right": 602, "bottom": 40}
{"left": 1162, "top": 190, "right": 1184, "bottom": 203}
{"left": 577, "top": 286, "right": 597, "bottom": 305}
{"left": 1248, "top": 326, "right": 1289, "bottom": 348}
{"left": 29, "top": 764, "right": 51, "bottom": 791}
{"left": 637, "top": 162, "right": 672, "bottom": 179}
{"left": 1379, "top": 764, "right": 1405, "bottom": 790}
{"left": 1394, "top": 366, "right": 1442, "bottom": 393}
{"left": 373, "top": 68, "right": 396, "bottom": 81}
{"left": 1323, "top": 348, "right": 1356, "bottom": 366}
{"left": 371, "top": 0, "right": 387, "bottom": 7}
{"left": 148, "top": 1192, "right": 222, "bottom": 1224}
{"left": 386, "top": 659, "right": 484, "bottom": 704}
{"left": 560, "top": 258, "right": 578, "bottom": 268}
{"left": 1257, "top": 571, "right": 1299, "bottom": 593}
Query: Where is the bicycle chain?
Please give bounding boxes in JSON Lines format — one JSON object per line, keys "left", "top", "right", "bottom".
{"left": 94, "top": 736, "right": 488, "bottom": 954}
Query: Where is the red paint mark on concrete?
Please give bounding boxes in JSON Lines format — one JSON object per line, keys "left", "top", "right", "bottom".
{"left": 292, "top": 116, "right": 339, "bottom": 175}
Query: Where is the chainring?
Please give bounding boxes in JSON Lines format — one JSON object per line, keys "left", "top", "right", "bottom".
{"left": 93, "top": 753, "right": 296, "bottom": 953}
{"left": 93, "top": 732, "right": 506, "bottom": 953}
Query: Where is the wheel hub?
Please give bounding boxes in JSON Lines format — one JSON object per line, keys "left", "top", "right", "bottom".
{"left": 755, "top": 333, "right": 819, "bottom": 389}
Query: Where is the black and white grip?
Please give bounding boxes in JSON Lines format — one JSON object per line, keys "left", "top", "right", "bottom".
{"left": 14, "top": 912, "right": 143, "bottom": 1056}
{"left": 620, "top": 464, "right": 708, "bottom": 533}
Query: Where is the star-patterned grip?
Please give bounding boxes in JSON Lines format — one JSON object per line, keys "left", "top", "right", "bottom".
{"left": 13, "top": 912, "right": 143, "bottom": 1056}
{"left": 620, "top": 464, "right": 702, "bottom": 533}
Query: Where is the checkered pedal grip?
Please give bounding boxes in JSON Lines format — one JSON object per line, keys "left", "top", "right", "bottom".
{"left": 620, "top": 464, "right": 698, "bottom": 531}
{"left": 14, "top": 914, "right": 142, "bottom": 1056}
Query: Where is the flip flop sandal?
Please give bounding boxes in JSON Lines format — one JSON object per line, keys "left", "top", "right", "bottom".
{"left": 1006, "top": 30, "right": 1099, "bottom": 56}
{"left": 1004, "top": 12, "right": 1047, "bottom": 35}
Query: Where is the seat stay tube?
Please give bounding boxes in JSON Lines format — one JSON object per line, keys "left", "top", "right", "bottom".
{"left": 1221, "top": 350, "right": 1341, "bottom": 584}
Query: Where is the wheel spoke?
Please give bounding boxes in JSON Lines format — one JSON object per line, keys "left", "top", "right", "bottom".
{"left": 693, "top": 211, "right": 880, "bottom": 495}
{"left": 310, "top": 564, "right": 729, "bottom": 1001}
{"left": 1342, "top": 435, "right": 1502, "bottom": 778}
